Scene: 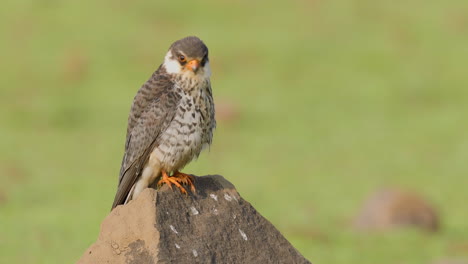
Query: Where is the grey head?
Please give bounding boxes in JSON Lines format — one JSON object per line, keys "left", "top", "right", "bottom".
{"left": 163, "top": 36, "right": 210, "bottom": 75}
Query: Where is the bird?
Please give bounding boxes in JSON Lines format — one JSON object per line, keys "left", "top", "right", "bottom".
{"left": 111, "top": 36, "right": 216, "bottom": 210}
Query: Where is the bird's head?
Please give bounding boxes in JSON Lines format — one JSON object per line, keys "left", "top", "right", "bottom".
{"left": 162, "top": 36, "right": 211, "bottom": 80}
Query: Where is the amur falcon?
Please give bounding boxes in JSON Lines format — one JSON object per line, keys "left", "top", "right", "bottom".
{"left": 111, "top": 36, "right": 216, "bottom": 210}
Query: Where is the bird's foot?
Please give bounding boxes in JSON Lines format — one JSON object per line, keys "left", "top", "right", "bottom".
{"left": 172, "top": 171, "right": 196, "bottom": 193}
{"left": 157, "top": 170, "right": 187, "bottom": 194}
{"left": 157, "top": 170, "right": 195, "bottom": 194}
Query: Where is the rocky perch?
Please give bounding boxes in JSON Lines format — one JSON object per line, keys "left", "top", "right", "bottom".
{"left": 78, "top": 175, "right": 311, "bottom": 264}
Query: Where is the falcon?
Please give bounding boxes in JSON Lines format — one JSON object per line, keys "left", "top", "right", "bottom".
{"left": 111, "top": 36, "right": 216, "bottom": 210}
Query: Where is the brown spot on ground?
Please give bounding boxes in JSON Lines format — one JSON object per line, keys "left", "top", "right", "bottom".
{"left": 61, "top": 47, "right": 89, "bottom": 83}
{"left": 0, "top": 190, "right": 7, "bottom": 205}
{"left": 448, "top": 241, "right": 468, "bottom": 255}
{"left": 432, "top": 259, "right": 468, "bottom": 264}
{"left": 354, "top": 187, "right": 439, "bottom": 232}
{"left": 2, "top": 163, "right": 27, "bottom": 183}
{"left": 215, "top": 98, "right": 241, "bottom": 123}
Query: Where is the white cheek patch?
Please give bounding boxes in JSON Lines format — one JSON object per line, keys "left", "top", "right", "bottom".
{"left": 163, "top": 51, "right": 212, "bottom": 80}
{"left": 163, "top": 51, "right": 181, "bottom": 74}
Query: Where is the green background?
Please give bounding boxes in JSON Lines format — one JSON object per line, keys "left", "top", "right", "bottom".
{"left": 1, "top": 0, "right": 468, "bottom": 263}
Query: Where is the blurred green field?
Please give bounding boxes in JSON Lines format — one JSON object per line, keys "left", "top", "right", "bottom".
{"left": 1, "top": 0, "right": 468, "bottom": 263}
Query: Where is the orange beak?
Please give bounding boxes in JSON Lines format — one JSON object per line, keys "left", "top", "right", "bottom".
{"left": 186, "top": 59, "right": 200, "bottom": 72}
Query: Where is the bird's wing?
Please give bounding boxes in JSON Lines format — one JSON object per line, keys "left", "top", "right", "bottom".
{"left": 125, "top": 70, "right": 165, "bottom": 141}
{"left": 118, "top": 68, "right": 168, "bottom": 179}
{"left": 112, "top": 77, "right": 179, "bottom": 210}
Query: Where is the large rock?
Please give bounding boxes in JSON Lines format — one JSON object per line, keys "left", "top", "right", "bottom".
{"left": 78, "top": 175, "right": 310, "bottom": 264}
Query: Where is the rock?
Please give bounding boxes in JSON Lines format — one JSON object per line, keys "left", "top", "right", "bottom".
{"left": 78, "top": 175, "right": 310, "bottom": 264}
{"left": 353, "top": 188, "right": 439, "bottom": 232}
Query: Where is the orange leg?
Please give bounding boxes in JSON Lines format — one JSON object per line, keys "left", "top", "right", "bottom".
{"left": 157, "top": 170, "right": 187, "bottom": 194}
{"left": 172, "top": 171, "right": 196, "bottom": 193}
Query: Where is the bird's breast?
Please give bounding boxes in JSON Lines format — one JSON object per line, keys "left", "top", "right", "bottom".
{"left": 152, "top": 85, "right": 214, "bottom": 172}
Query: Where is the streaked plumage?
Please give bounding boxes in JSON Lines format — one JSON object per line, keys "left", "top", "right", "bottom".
{"left": 111, "top": 36, "right": 215, "bottom": 210}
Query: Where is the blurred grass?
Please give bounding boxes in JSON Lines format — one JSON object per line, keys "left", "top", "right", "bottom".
{"left": 1, "top": 0, "right": 468, "bottom": 263}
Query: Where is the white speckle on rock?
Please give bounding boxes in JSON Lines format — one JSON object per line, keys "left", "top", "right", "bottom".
{"left": 190, "top": 206, "right": 199, "bottom": 215}
{"left": 239, "top": 229, "right": 248, "bottom": 241}
{"left": 166, "top": 211, "right": 169, "bottom": 215}
{"left": 212, "top": 208, "right": 219, "bottom": 215}
{"left": 210, "top": 194, "right": 218, "bottom": 201}
{"left": 224, "top": 193, "right": 233, "bottom": 201}
{"left": 192, "top": 249, "right": 198, "bottom": 257}
{"left": 175, "top": 243, "right": 180, "bottom": 249}
{"left": 233, "top": 214, "right": 237, "bottom": 219}
{"left": 170, "top": 225, "right": 178, "bottom": 234}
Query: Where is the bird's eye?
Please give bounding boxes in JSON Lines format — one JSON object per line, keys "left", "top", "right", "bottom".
{"left": 178, "top": 55, "right": 186, "bottom": 63}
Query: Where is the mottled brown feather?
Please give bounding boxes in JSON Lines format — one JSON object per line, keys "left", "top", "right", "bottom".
{"left": 112, "top": 67, "right": 180, "bottom": 209}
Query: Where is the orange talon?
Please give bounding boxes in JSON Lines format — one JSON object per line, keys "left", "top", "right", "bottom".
{"left": 172, "top": 171, "right": 196, "bottom": 193}
{"left": 158, "top": 170, "right": 185, "bottom": 194}
{"left": 157, "top": 170, "right": 195, "bottom": 194}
